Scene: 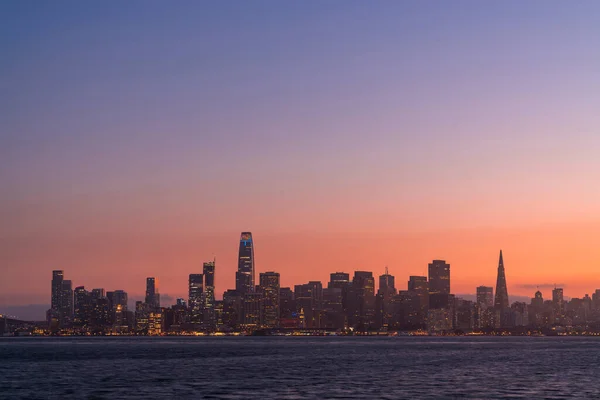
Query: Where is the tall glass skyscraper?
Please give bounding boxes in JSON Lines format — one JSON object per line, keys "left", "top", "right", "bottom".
{"left": 50, "top": 270, "right": 73, "bottom": 328}
{"left": 188, "top": 274, "right": 204, "bottom": 324}
{"left": 259, "top": 272, "right": 280, "bottom": 328}
{"left": 203, "top": 260, "right": 216, "bottom": 329}
{"left": 51, "top": 270, "right": 64, "bottom": 313}
{"left": 236, "top": 232, "right": 255, "bottom": 295}
{"left": 145, "top": 277, "right": 160, "bottom": 309}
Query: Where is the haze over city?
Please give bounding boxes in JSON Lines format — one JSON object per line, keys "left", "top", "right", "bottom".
{"left": 2, "top": 1, "right": 600, "bottom": 313}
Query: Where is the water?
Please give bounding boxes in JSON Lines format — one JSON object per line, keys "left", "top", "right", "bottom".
{"left": 1, "top": 336, "right": 600, "bottom": 399}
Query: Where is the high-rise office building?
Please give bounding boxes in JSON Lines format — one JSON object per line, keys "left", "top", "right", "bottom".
{"left": 328, "top": 272, "right": 350, "bottom": 313}
{"left": 73, "top": 286, "right": 92, "bottom": 329}
{"left": 322, "top": 287, "right": 345, "bottom": 329}
{"left": 347, "top": 271, "right": 375, "bottom": 329}
{"left": 477, "top": 286, "right": 494, "bottom": 308}
{"left": 107, "top": 290, "right": 128, "bottom": 327}
{"left": 279, "top": 287, "right": 296, "bottom": 320}
{"left": 51, "top": 270, "right": 64, "bottom": 313}
{"left": 222, "top": 290, "right": 242, "bottom": 330}
{"left": 429, "top": 260, "right": 453, "bottom": 315}
{"left": 375, "top": 268, "right": 396, "bottom": 330}
{"left": 259, "top": 272, "right": 280, "bottom": 328}
{"left": 111, "top": 290, "right": 128, "bottom": 312}
{"left": 552, "top": 287, "right": 564, "bottom": 320}
{"left": 60, "top": 279, "right": 73, "bottom": 327}
{"left": 147, "top": 312, "right": 162, "bottom": 335}
{"left": 531, "top": 290, "right": 544, "bottom": 309}
{"left": 378, "top": 268, "right": 396, "bottom": 296}
{"left": 294, "top": 281, "right": 323, "bottom": 328}
{"left": 135, "top": 301, "right": 149, "bottom": 332}
{"left": 92, "top": 296, "right": 110, "bottom": 330}
{"left": 50, "top": 271, "right": 73, "bottom": 328}
{"left": 203, "top": 260, "right": 216, "bottom": 329}
{"left": 145, "top": 277, "right": 160, "bottom": 309}
{"left": 408, "top": 276, "right": 429, "bottom": 326}
{"left": 428, "top": 260, "right": 450, "bottom": 295}
{"left": 189, "top": 274, "right": 204, "bottom": 324}
{"left": 307, "top": 281, "right": 323, "bottom": 309}
{"left": 329, "top": 272, "right": 350, "bottom": 288}
{"left": 90, "top": 288, "right": 105, "bottom": 300}
{"left": 236, "top": 232, "right": 255, "bottom": 295}
{"left": 454, "top": 298, "right": 475, "bottom": 331}
{"left": 408, "top": 276, "right": 429, "bottom": 295}
{"left": 494, "top": 250, "right": 509, "bottom": 310}
{"left": 393, "top": 290, "right": 421, "bottom": 329}
{"left": 242, "top": 292, "right": 262, "bottom": 330}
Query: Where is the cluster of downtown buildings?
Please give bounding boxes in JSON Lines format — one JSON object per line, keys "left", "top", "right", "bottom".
{"left": 43, "top": 232, "right": 600, "bottom": 336}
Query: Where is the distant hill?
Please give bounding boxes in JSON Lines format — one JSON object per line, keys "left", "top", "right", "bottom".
{"left": 0, "top": 304, "right": 49, "bottom": 321}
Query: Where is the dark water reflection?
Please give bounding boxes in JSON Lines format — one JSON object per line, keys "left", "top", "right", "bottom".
{"left": 1, "top": 336, "right": 600, "bottom": 399}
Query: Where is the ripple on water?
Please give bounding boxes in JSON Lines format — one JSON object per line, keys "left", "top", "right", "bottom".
{"left": 1, "top": 337, "right": 600, "bottom": 399}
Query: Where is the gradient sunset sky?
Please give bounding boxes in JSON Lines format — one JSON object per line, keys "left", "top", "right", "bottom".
{"left": 2, "top": 1, "right": 600, "bottom": 310}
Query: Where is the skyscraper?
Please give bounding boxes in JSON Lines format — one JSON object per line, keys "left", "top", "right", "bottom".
{"left": 236, "top": 232, "right": 255, "bottom": 295}
{"left": 241, "top": 293, "right": 262, "bottom": 330}
{"left": 477, "top": 286, "right": 494, "bottom": 308}
{"left": 552, "top": 287, "right": 564, "bottom": 320}
{"left": 531, "top": 290, "right": 544, "bottom": 309}
{"left": 408, "top": 276, "right": 429, "bottom": 326}
{"left": 328, "top": 272, "right": 350, "bottom": 315}
{"left": 60, "top": 279, "right": 73, "bottom": 327}
{"left": 51, "top": 270, "right": 64, "bottom": 313}
{"left": 329, "top": 272, "right": 350, "bottom": 288}
{"left": 203, "top": 260, "right": 216, "bottom": 329}
{"left": 378, "top": 268, "right": 396, "bottom": 296}
{"left": 376, "top": 268, "right": 397, "bottom": 330}
{"left": 428, "top": 260, "right": 450, "bottom": 295}
{"left": 494, "top": 250, "right": 509, "bottom": 310}
{"left": 279, "top": 287, "right": 296, "bottom": 321}
{"left": 189, "top": 273, "right": 204, "bottom": 324}
{"left": 408, "top": 276, "right": 429, "bottom": 294}
{"left": 259, "top": 272, "right": 280, "bottom": 328}
{"left": 348, "top": 271, "right": 375, "bottom": 329}
{"left": 50, "top": 270, "right": 73, "bottom": 328}
{"left": 145, "top": 277, "right": 160, "bottom": 309}
{"left": 111, "top": 290, "right": 128, "bottom": 312}
{"left": 294, "top": 281, "right": 323, "bottom": 328}
{"left": 90, "top": 288, "right": 105, "bottom": 299}
{"left": 222, "top": 290, "right": 242, "bottom": 330}
{"left": 74, "top": 286, "right": 91, "bottom": 329}
{"left": 107, "top": 290, "right": 128, "bottom": 327}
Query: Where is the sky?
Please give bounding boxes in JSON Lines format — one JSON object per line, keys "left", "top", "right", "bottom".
{"left": 2, "top": 1, "right": 600, "bottom": 317}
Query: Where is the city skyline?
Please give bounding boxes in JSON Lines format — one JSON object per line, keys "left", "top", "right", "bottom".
{"left": 2, "top": 230, "right": 596, "bottom": 325}
{"left": 2, "top": 2, "right": 600, "bottom": 399}
{"left": 0, "top": 230, "right": 595, "bottom": 315}
{"left": 8, "top": 232, "right": 594, "bottom": 336}
{"left": 3, "top": 2, "right": 600, "bottom": 309}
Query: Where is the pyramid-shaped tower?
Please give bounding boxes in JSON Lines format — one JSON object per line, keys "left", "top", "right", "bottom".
{"left": 494, "top": 250, "right": 509, "bottom": 309}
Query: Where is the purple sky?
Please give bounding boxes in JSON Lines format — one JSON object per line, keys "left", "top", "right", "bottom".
{"left": 2, "top": 1, "right": 600, "bottom": 317}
